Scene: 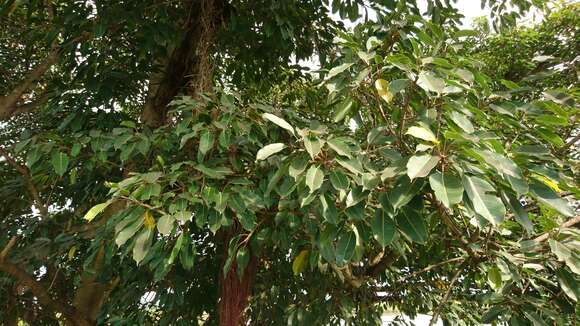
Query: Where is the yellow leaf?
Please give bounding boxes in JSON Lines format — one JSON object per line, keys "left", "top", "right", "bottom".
{"left": 374, "top": 79, "right": 389, "bottom": 92}
{"left": 532, "top": 173, "right": 561, "bottom": 192}
{"left": 143, "top": 210, "right": 156, "bottom": 230}
{"left": 68, "top": 246, "right": 76, "bottom": 260}
{"left": 292, "top": 249, "right": 310, "bottom": 276}
{"left": 375, "top": 79, "right": 393, "bottom": 103}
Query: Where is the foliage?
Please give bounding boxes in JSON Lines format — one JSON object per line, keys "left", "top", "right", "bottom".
{"left": 0, "top": 0, "right": 578, "bottom": 325}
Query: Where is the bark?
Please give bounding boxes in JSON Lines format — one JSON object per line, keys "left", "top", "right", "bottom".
{"left": 0, "top": 259, "right": 90, "bottom": 326}
{"left": 141, "top": 0, "right": 226, "bottom": 127}
{"left": 218, "top": 245, "right": 258, "bottom": 326}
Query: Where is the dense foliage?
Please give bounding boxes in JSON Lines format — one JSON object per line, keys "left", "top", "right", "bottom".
{"left": 0, "top": 0, "right": 578, "bottom": 325}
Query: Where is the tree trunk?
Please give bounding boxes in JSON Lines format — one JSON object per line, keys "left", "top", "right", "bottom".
{"left": 218, "top": 242, "right": 258, "bottom": 326}
{"left": 141, "top": 0, "right": 225, "bottom": 127}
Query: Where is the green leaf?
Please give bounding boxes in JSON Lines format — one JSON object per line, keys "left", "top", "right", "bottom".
{"left": 236, "top": 247, "right": 250, "bottom": 279}
{"left": 319, "top": 195, "right": 338, "bottom": 224}
{"left": 335, "top": 229, "right": 356, "bottom": 266}
{"left": 304, "top": 136, "right": 322, "bottom": 159}
{"left": 326, "top": 62, "right": 353, "bottom": 80}
{"left": 327, "top": 137, "right": 352, "bottom": 158}
{"left": 198, "top": 130, "right": 214, "bottom": 155}
{"left": 329, "top": 170, "right": 349, "bottom": 190}
{"left": 194, "top": 165, "right": 233, "bottom": 179}
{"left": 289, "top": 155, "right": 309, "bottom": 179}
{"left": 51, "top": 151, "right": 69, "bottom": 176}
{"left": 557, "top": 268, "right": 579, "bottom": 301}
{"left": 487, "top": 266, "right": 502, "bottom": 290}
{"left": 157, "top": 214, "right": 174, "bottom": 236}
{"left": 449, "top": 111, "right": 474, "bottom": 133}
{"left": 305, "top": 165, "right": 324, "bottom": 193}
{"left": 501, "top": 192, "right": 533, "bottom": 233}
{"left": 463, "top": 176, "right": 506, "bottom": 225}
{"left": 389, "top": 177, "right": 423, "bottom": 211}
{"left": 292, "top": 249, "right": 310, "bottom": 276}
{"left": 529, "top": 180, "right": 573, "bottom": 217}
{"left": 371, "top": 209, "right": 395, "bottom": 248}
{"left": 334, "top": 98, "right": 354, "bottom": 122}
{"left": 481, "top": 306, "right": 506, "bottom": 323}
{"left": 429, "top": 172, "right": 463, "bottom": 209}
{"left": 476, "top": 150, "right": 523, "bottom": 179}
{"left": 335, "top": 157, "right": 364, "bottom": 175}
{"left": 417, "top": 71, "right": 445, "bottom": 93}
{"left": 133, "top": 229, "right": 152, "bottom": 265}
{"left": 83, "top": 201, "right": 111, "bottom": 222}
{"left": 396, "top": 207, "right": 427, "bottom": 244}
{"left": 549, "top": 239, "right": 580, "bottom": 275}
{"left": 262, "top": 113, "right": 295, "bottom": 135}
{"left": 256, "top": 143, "right": 286, "bottom": 161}
{"left": 115, "top": 217, "right": 144, "bottom": 247}
{"left": 389, "top": 79, "right": 410, "bottom": 94}
{"left": 405, "top": 125, "right": 438, "bottom": 143}
{"left": 406, "top": 154, "right": 440, "bottom": 180}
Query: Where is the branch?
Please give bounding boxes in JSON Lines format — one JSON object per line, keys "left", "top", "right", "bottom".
{"left": 0, "top": 48, "right": 60, "bottom": 120}
{"left": 558, "top": 134, "right": 580, "bottom": 155}
{"left": 0, "top": 248, "right": 90, "bottom": 326}
{"left": 428, "top": 260, "right": 467, "bottom": 326}
{"left": 533, "top": 215, "right": 580, "bottom": 243}
{"left": 0, "top": 147, "right": 48, "bottom": 218}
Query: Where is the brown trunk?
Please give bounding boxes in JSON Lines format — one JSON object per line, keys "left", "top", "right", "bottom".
{"left": 218, "top": 248, "right": 258, "bottom": 326}
{"left": 141, "top": 0, "right": 225, "bottom": 127}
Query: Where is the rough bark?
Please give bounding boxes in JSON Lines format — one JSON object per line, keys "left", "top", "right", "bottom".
{"left": 218, "top": 245, "right": 258, "bottom": 326}
{"left": 141, "top": 0, "right": 225, "bottom": 127}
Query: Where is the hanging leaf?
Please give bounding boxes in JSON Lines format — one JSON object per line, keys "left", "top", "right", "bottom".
{"left": 501, "top": 192, "right": 533, "bottom": 233}
{"left": 292, "top": 249, "right": 310, "bottom": 276}
{"left": 51, "top": 151, "right": 69, "bottom": 176}
{"left": 417, "top": 71, "right": 445, "bottom": 93}
{"left": 262, "top": 113, "right": 295, "bottom": 135}
{"left": 329, "top": 170, "right": 349, "bottom": 190}
{"left": 256, "top": 143, "right": 286, "bottom": 161}
{"left": 305, "top": 165, "right": 324, "bottom": 193}
{"left": 133, "top": 229, "right": 153, "bottom": 265}
{"left": 334, "top": 98, "right": 354, "bottom": 122}
{"left": 406, "top": 154, "right": 440, "bottom": 180}
{"left": 198, "top": 130, "right": 214, "bottom": 155}
{"left": 396, "top": 206, "right": 428, "bottom": 244}
{"left": 335, "top": 229, "right": 356, "bottom": 266}
{"left": 429, "top": 172, "right": 463, "bottom": 209}
{"left": 83, "top": 201, "right": 112, "bottom": 222}
{"left": 371, "top": 209, "right": 395, "bottom": 248}
{"left": 335, "top": 157, "right": 364, "bottom": 175}
{"left": 529, "top": 180, "right": 573, "bottom": 217}
{"left": 406, "top": 125, "right": 439, "bottom": 143}
{"left": 463, "top": 176, "right": 506, "bottom": 225}
{"left": 157, "top": 214, "right": 174, "bottom": 236}
{"left": 304, "top": 136, "right": 322, "bottom": 159}
{"left": 327, "top": 137, "right": 352, "bottom": 158}
{"left": 449, "top": 111, "right": 474, "bottom": 133}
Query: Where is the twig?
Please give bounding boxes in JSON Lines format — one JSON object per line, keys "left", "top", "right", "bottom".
{"left": 428, "top": 260, "right": 467, "bottom": 326}
{"left": 399, "top": 256, "right": 465, "bottom": 282}
{"left": 0, "top": 147, "right": 48, "bottom": 218}
{"left": 533, "top": 215, "right": 580, "bottom": 243}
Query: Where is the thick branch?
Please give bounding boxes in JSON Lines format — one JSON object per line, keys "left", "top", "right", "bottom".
{"left": 0, "top": 257, "right": 90, "bottom": 326}
{"left": 0, "top": 48, "right": 59, "bottom": 120}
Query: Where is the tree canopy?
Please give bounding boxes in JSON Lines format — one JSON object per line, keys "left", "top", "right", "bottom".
{"left": 0, "top": 0, "right": 578, "bottom": 325}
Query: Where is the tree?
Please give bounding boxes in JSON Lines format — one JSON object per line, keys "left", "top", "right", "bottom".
{"left": 0, "top": 0, "right": 578, "bottom": 325}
